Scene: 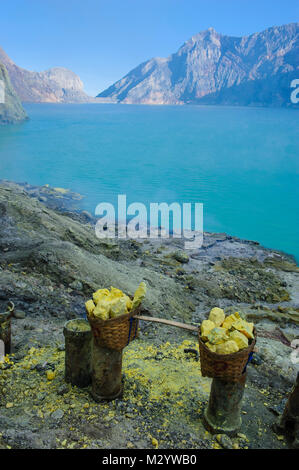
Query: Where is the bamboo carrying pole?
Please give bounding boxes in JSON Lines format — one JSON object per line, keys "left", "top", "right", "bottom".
{"left": 133, "top": 314, "right": 198, "bottom": 332}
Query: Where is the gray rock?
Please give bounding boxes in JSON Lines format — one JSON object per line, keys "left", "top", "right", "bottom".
{"left": 51, "top": 409, "right": 64, "bottom": 420}
{"left": 216, "top": 434, "right": 234, "bottom": 449}
{"left": 172, "top": 251, "right": 190, "bottom": 264}
{"left": 69, "top": 280, "right": 83, "bottom": 291}
{"left": 14, "top": 310, "right": 26, "bottom": 319}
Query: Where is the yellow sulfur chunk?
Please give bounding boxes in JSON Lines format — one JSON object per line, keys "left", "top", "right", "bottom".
{"left": 46, "top": 370, "right": 55, "bottom": 381}
{"left": 93, "top": 301, "right": 110, "bottom": 320}
{"left": 208, "top": 307, "right": 225, "bottom": 327}
{"left": 85, "top": 300, "right": 95, "bottom": 316}
{"left": 229, "top": 330, "right": 248, "bottom": 350}
{"left": 232, "top": 319, "right": 254, "bottom": 339}
{"left": 207, "top": 327, "right": 229, "bottom": 345}
{"left": 222, "top": 313, "right": 239, "bottom": 330}
{"left": 152, "top": 437, "right": 158, "bottom": 449}
{"left": 205, "top": 342, "right": 217, "bottom": 352}
{"left": 125, "top": 296, "right": 133, "bottom": 311}
{"left": 200, "top": 320, "right": 216, "bottom": 342}
{"left": 216, "top": 340, "right": 239, "bottom": 355}
{"left": 93, "top": 289, "right": 110, "bottom": 305}
{"left": 110, "top": 297, "right": 128, "bottom": 318}
{"left": 132, "top": 282, "right": 147, "bottom": 310}
{"left": 110, "top": 287, "right": 124, "bottom": 298}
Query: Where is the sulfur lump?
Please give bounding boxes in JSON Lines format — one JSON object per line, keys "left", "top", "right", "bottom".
{"left": 205, "top": 342, "right": 217, "bottom": 352}
{"left": 85, "top": 300, "right": 95, "bottom": 316}
{"left": 207, "top": 327, "right": 229, "bottom": 345}
{"left": 110, "top": 296, "right": 128, "bottom": 318}
{"left": 93, "top": 288, "right": 110, "bottom": 305}
{"left": 222, "top": 312, "right": 240, "bottom": 330}
{"left": 200, "top": 306, "right": 255, "bottom": 355}
{"left": 232, "top": 319, "right": 254, "bottom": 339}
{"left": 200, "top": 320, "right": 216, "bottom": 341}
{"left": 208, "top": 307, "right": 225, "bottom": 327}
{"left": 93, "top": 302, "right": 110, "bottom": 321}
{"left": 229, "top": 330, "right": 248, "bottom": 350}
{"left": 131, "top": 281, "right": 147, "bottom": 310}
{"left": 85, "top": 282, "right": 147, "bottom": 321}
{"left": 216, "top": 340, "right": 239, "bottom": 355}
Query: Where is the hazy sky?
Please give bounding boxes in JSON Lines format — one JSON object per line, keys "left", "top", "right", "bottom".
{"left": 1, "top": 0, "right": 298, "bottom": 95}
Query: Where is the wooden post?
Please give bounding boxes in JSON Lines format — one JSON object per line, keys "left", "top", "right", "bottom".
{"left": 275, "top": 372, "right": 299, "bottom": 448}
{"left": 63, "top": 319, "right": 92, "bottom": 388}
{"left": 91, "top": 336, "right": 123, "bottom": 401}
{"left": 0, "top": 309, "right": 13, "bottom": 355}
{"left": 203, "top": 373, "right": 246, "bottom": 436}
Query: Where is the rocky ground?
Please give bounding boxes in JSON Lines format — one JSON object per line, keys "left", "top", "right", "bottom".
{"left": 0, "top": 180, "right": 298, "bottom": 450}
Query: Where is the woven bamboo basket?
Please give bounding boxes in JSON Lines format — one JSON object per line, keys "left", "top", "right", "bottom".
{"left": 198, "top": 328, "right": 257, "bottom": 382}
{"left": 87, "top": 305, "right": 141, "bottom": 351}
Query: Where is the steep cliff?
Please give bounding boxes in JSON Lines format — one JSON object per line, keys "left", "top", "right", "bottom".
{"left": 97, "top": 23, "right": 299, "bottom": 107}
{"left": 0, "top": 46, "right": 92, "bottom": 103}
{"left": 0, "top": 63, "right": 27, "bottom": 124}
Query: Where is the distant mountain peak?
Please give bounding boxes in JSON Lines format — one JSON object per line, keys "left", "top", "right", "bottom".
{"left": 97, "top": 22, "right": 299, "bottom": 107}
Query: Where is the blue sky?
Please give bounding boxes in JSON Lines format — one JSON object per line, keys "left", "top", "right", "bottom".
{"left": 1, "top": 0, "right": 298, "bottom": 95}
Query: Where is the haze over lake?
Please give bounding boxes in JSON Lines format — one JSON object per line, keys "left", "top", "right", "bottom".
{"left": 0, "top": 103, "right": 298, "bottom": 261}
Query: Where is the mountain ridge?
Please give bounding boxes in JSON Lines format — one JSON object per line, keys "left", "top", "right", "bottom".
{"left": 97, "top": 22, "right": 299, "bottom": 107}
{"left": 0, "top": 46, "right": 93, "bottom": 103}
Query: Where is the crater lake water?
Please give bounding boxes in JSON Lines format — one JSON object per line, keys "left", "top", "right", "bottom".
{"left": 0, "top": 103, "right": 298, "bottom": 261}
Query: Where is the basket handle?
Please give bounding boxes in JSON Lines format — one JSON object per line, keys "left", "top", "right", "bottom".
{"left": 133, "top": 314, "right": 198, "bottom": 332}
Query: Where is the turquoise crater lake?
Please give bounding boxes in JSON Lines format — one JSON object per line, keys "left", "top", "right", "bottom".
{"left": 0, "top": 103, "right": 298, "bottom": 262}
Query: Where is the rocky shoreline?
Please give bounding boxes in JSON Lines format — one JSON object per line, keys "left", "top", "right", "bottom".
{"left": 0, "top": 180, "right": 298, "bottom": 449}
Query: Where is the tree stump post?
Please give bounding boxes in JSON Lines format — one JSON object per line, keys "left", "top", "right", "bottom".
{"left": 275, "top": 372, "right": 299, "bottom": 448}
{"left": 63, "top": 319, "right": 92, "bottom": 388}
{"left": 203, "top": 373, "right": 246, "bottom": 436}
{"left": 91, "top": 336, "right": 123, "bottom": 401}
{"left": 0, "top": 310, "right": 12, "bottom": 355}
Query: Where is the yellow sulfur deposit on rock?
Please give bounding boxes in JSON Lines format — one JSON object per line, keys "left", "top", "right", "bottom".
{"left": 200, "top": 320, "right": 216, "bottom": 341}
{"left": 46, "top": 370, "right": 55, "bottom": 381}
{"left": 200, "top": 307, "right": 255, "bottom": 355}
{"left": 229, "top": 330, "right": 248, "bottom": 350}
{"left": 208, "top": 307, "right": 225, "bottom": 327}
{"left": 216, "top": 340, "right": 239, "bottom": 355}
{"left": 207, "top": 327, "right": 229, "bottom": 345}
{"left": 85, "top": 282, "right": 147, "bottom": 321}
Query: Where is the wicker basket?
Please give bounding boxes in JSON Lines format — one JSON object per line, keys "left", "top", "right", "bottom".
{"left": 198, "top": 328, "right": 257, "bottom": 382}
{"left": 87, "top": 305, "right": 141, "bottom": 351}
